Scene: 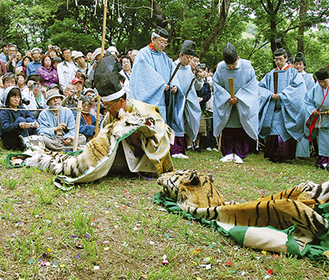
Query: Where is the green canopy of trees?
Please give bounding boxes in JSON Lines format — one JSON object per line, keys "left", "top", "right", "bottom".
{"left": 0, "top": 0, "right": 329, "bottom": 79}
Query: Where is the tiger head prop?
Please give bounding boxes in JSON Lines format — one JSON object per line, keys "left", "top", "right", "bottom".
{"left": 157, "top": 169, "right": 226, "bottom": 209}
{"left": 158, "top": 169, "right": 329, "bottom": 241}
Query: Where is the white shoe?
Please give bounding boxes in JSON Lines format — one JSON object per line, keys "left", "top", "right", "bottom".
{"left": 179, "top": 153, "right": 189, "bottom": 159}
{"left": 213, "top": 148, "right": 219, "bottom": 152}
{"left": 220, "top": 153, "right": 234, "bottom": 162}
{"left": 172, "top": 154, "right": 179, "bottom": 158}
{"left": 194, "top": 145, "right": 199, "bottom": 149}
{"left": 234, "top": 154, "right": 244, "bottom": 164}
{"left": 186, "top": 145, "right": 192, "bottom": 150}
{"left": 206, "top": 147, "right": 212, "bottom": 151}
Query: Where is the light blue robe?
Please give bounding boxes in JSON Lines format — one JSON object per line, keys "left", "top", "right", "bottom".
{"left": 258, "top": 66, "right": 306, "bottom": 142}
{"left": 173, "top": 62, "right": 201, "bottom": 141}
{"left": 301, "top": 72, "right": 315, "bottom": 91}
{"left": 37, "top": 108, "right": 76, "bottom": 140}
{"left": 213, "top": 59, "right": 259, "bottom": 142}
{"left": 295, "top": 72, "right": 315, "bottom": 157}
{"left": 305, "top": 84, "right": 329, "bottom": 157}
{"left": 129, "top": 45, "right": 180, "bottom": 123}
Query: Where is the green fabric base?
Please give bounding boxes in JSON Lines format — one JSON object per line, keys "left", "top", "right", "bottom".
{"left": 152, "top": 191, "right": 329, "bottom": 262}
{"left": 5, "top": 153, "right": 31, "bottom": 168}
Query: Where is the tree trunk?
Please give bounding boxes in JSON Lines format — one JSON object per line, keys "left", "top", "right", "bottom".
{"left": 297, "top": 0, "right": 309, "bottom": 53}
{"left": 199, "top": 0, "right": 231, "bottom": 58}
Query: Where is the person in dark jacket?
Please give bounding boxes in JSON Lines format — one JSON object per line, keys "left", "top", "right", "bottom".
{"left": 0, "top": 86, "right": 38, "bottom": 150}
{"left": 74, "top": 95, "right": 97, "bottom": 142}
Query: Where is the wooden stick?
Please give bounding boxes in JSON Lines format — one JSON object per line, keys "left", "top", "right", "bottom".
{"left": 273, "top": 71, "right": 278, "bottom": 94}
{"left": 168, "top": 62, "right": 181, "bottom": 86}
{"left": 228, "top": 77, "right": 235, "bottom": 98}
{"left": 101, "top": 0, "right": 108, "bottom": 56}
{"left": 95, "top": 95, "right": 101, "bottom": 137}
{"left": 73, "top": 100, "right": 82, "bottom": 152}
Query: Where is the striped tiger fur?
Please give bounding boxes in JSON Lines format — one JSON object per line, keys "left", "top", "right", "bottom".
{"left": 158, "top": 170, "right": 329, "bottom": 238}
{"left": 25, "top": 109, "right": 155, "bottom": 178}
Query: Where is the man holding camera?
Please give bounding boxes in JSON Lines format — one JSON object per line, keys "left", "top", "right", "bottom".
{"left": 37, "top": 89, "right": 86, "bottom": 151}
{"left": 22, "top": 74, "right": 47, "bottom": 118}
{"left": 5, "top": 44, "right": 19, "bottom": 73}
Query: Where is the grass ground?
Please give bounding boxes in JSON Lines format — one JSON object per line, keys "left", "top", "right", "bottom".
{"left": 1, "top": 145, "right": 329, "bottom": 280}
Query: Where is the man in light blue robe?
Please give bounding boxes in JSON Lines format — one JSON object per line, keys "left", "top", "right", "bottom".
{"left": 171, "top": 40, "right": 202, "bottom": 158}
{"left": 259, "top": 48, "right": 307, "bottom": 162}
{"left": 129, "top": 27, "right": 180, "bottom": 124}
{"left": 304, "top": 68, "right": 329, "bottom": 169}
{"left": 213, "top": 43, "right": 258, "bottom": 164}
{"left": 294, "top": 52, "right": 315, "bottom": 158}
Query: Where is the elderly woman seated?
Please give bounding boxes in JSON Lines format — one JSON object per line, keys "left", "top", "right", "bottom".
{"left": 74, "top": 95, "right": 98, "bottom": 142}
{"left": 0, "top": 86, "right": 39, "bottom": 150}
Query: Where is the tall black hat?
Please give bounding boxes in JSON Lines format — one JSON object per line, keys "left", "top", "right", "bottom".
{"left": 94, "top": 52, "right": 124, "bottom": 102}
{"left": 181, "top": 40, "right": 196, "bottom": 56}
{"left": 154, "top": 26, "right": 169, "bottom": 39}
{"left": 223, "top": 42, "right": 238, "bottom": 64}
{"left": 294, "top": 52, "right": 306, "bottom": 65}
{"left": 315, "top": 68, "right": 329, "bottom": 81}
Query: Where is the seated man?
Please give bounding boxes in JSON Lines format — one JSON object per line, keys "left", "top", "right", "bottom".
{"left": 94, "top": 52, "right": 174, "bottom": 175}
{"left": 37, "top": 89, "right": 86, "bottom": 151}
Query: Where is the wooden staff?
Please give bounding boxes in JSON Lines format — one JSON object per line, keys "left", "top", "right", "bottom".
{"left": 101, "top": 0, "right": 108, "bottom": 56}
{"left": 94, "top": 0, "right": 108, "bottom": 137}
{"left": 228, "top": 77, "right": 235, "bottom": 98}
{"left": 73, "top": 100, "right": 82, "bottom": 152}
{"left": 95, "top": 95, "right": 101, "bottom": 136}
{"left": 167, "top": 62, "right": 181, "bottom": 86}
{"left": 185, "top": 77, "right": 196, "bottom": 100}
{"left": 273, "top": 71, "right": 278, "bottom": 94}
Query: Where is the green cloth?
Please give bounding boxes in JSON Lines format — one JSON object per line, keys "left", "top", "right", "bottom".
{"left": 153, "top": 191, "right": 329, "bottom": 262}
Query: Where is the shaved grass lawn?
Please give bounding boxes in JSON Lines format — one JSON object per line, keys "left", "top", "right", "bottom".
{"left": 1, "top": 144, "right": 329, "bottom": 280}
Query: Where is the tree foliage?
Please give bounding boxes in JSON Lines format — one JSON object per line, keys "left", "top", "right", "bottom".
{"left": 0, "top": 0, "right": 328, "bottom": 79}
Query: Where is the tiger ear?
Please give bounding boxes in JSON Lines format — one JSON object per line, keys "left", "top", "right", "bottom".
{"left": 207, "top": 174, "right": 215, "bottom": 182}
{"left": 185, "top": 170, "right": 200, "bottom": 186}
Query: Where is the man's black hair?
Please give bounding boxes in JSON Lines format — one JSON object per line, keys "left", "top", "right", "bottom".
{"left": 27, "top": 74, "right": 43, "bottom": 83}
{"left": 274, "top": 48, "right": 288, "bottom": 58}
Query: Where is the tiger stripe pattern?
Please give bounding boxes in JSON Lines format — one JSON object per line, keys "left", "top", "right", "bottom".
{"left": 158, "top": 170, "right": 329, "bottom": 238}
{"left": 25, "top": 109, "right": 155, "bottom": 178}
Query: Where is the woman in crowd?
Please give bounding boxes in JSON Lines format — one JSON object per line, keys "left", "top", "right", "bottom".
{"left": 75, "top": 95, "right": 97, "bottom": 142}
{"left": 51, "top": 57, "right": 61, "bottom": 71}
{"left": 16, "top": 72, "right": 29, "bottom": 99}
{"left": 37, "top": 55, "right": 59, "bottom": 87}
{"left": 15, "top": 55, "right": 32, "bottom": 76}
{"left": 0, "top": 86, "right": 38, "bottom": 150}
{"left": 119, "top": 55, "right": 132, "bottom": 88}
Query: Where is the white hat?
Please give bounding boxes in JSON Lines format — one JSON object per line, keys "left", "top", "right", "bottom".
{"left": 46, "top": 89, "right": 64, "bottom": 105}
{"left": 93, "top": 48, "right": 102, "bottom": 59}
{"left": 74, "top": 51, "right": 85, "bottom": 60}
{"left": 107, "top": 46, "right": 119, "bottom": 56}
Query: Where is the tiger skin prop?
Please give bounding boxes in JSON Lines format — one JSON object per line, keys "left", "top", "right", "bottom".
{"left": 157, "top": 169, "right": 329, "bottom": 239}
{"left": 25, "top": 109, "right": 155, "bottom": 178}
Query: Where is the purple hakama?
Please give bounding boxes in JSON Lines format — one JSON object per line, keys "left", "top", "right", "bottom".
{"left": 170, "top": 136, "right": 186, "bottom": 155}
{"left": 264, "top": 135, "right": 296, "bottom": 162}
{"left": 221, "top": 128, "right": 249, "bottom": 158}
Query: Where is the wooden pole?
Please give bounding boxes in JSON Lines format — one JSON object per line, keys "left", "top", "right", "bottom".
{"left": 95, "top": 95, "right": 101, "bottom": 136}
{"left": 228, "top": 77, "right": 235, "bottom": 98}
{"left": 101, "top": 0, "right": 108, "bottom": 56}
{"left": 273, "top": 72, "right": 278, "bottom": 94}
{"left": 73, "top": 100, "right": 82, "bottom": 152}
{"left": 94, "top": 0, "right": 108, "bottom": 137}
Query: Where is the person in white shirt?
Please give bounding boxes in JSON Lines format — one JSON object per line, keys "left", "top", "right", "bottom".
{"left": 57, "top": 48, "right": 78, "bottom": 91}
